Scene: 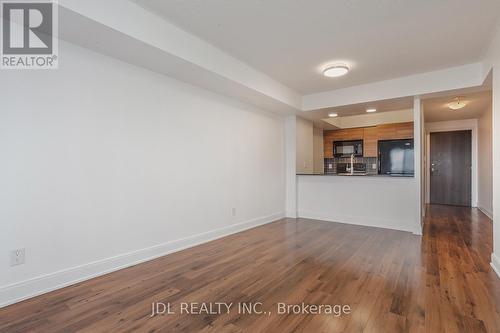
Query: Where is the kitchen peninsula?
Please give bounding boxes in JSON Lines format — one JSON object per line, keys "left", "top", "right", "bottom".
{"left": 295, "top": 119, "right": 421, "bottom": 235}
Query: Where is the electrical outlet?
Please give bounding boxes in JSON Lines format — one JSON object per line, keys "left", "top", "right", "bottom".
{"left": 372, "top": 163, "right": 377, "bottom": 169}
{"left": 10, "top": 248, "right": 25, "bottom": 266}
{"left": 328, "top": 164, "right": 333, "bottom": 169}
{"left": 231, "top": 208, "right": 236, "bottom": 217}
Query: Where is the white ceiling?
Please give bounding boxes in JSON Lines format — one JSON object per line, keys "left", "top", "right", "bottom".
{"left": 424, "top": 90, "right": 492, "bottom": 122}
{"left": 301, "top": 87, "right": 493, "bottom": 128}
{"left": 300, "top": 96, "right": 413, "bottom": 128}
{"left": 134, "top": 0, "right": 500, "bottom": 94}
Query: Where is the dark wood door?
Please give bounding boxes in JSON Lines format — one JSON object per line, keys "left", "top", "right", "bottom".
{"left": 430, "top": 130, "right": 471, "bottom": 206}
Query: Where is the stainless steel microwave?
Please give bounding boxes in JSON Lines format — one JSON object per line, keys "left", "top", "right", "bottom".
{"left": 333, "top": 140, "right": 363, "bottom": 157}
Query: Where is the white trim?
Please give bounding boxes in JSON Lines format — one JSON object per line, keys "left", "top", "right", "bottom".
{"left": 491, "top": 253, "right": 500, "bottom": 278}
{"left": 425, "top": 119, "right": 479, "bottom": 207}
{"left": 478, "top": 205, "right": 493, "bottom": 220}
{"left": 0, "top": 212, "right": 284, "bottom": 308}
{"left": 285, "top": 116, "right": 297, "bottom": 217}
{"left": 414, "top": 97, "right": 424, "bottom": 232}
{"left": 298, "top": 210, "right": 422, "bottom": 235}
{"left": 425, "top": 133, "right": 431, "bottom": 203}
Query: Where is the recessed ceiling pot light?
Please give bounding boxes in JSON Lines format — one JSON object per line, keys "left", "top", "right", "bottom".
{"left": 366, "top": 108, "right": 377, "bottom": 113}
{"left": 328, "top": 113, "right": 338, "bottom": 118}
{"left": 323, "top": 65, "right": 349, "bottom": 78}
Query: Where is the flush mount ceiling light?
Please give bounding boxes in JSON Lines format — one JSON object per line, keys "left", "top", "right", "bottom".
{"left": 448, "top": 97, "right": 467, "bottom": 110}
{"left": 366, "top": 108, "right": 377, "bottom": 113}
{"left": 328, "top": 113, "right": 338, "bottom": 118}
{"left": 323, "top": 65, "right": 349, "bottom": 78}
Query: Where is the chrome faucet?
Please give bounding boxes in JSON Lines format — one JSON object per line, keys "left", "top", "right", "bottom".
{"left": 350, "top": 153, "right": 354, "bottom": 175}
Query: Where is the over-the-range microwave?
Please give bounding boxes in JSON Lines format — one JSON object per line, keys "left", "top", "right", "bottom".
{"left": 333, "top": 140, "right": 363, "bottom": 157}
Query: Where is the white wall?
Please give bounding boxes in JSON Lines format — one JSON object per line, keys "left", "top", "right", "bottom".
{"left": 0, "top": 41, "right": 286, "bottom": 306}
{"left": 296, "top": 117, "right": 314, "bottom": 174}
{"left": 420, "top": 101, "right": 426, "bottom": 219}
{"left": 313, "top": 127, "right": 324, "bottom": 174}
{"left": 483, "top": 20, "right": 500, "bottom": 277}
{"left": 478, "top": 105, "right": 493, "bottom": 218}
{"left": 297, "top": 176, "right": 420, "bottom": 234}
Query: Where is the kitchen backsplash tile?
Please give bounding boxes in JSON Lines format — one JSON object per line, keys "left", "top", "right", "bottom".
{"left": 324, "top": 157, "right": 378, "bottom": 175}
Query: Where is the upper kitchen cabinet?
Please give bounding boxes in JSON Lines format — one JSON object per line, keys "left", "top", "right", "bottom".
{"left": 363, "top": 127, "right": 378, "bottom": 157}
{"left": 333, "top": 128, "right": 364, "bottom": 140}
{"left": 323, "top": 128, "right": 364, "bottom": 158}
{"left": 324, "top": 122, "right": 414, "bottom": 158}
{"left": 377, "top": 122, "right": 414, "bottom": 140}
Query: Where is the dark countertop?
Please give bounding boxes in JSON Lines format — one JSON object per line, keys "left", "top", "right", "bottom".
{"left": 296, "top": 173, "right": 414, "bottom": 178}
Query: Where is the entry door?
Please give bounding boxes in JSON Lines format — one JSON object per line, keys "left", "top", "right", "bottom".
{"left": 430, "top": 130, "right": 471, "bottom": 206}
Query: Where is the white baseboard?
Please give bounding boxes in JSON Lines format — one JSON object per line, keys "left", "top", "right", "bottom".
{"left": 298, "top": 210, "right": 421, "bottom": 235}
{"left": 478, "top": 205, "right": 493, "bottom": 220}
{"left": 0, "top": 212, "right": 284, "bottom": 308}
{"left": 491, "top": 253, "right": 500, "bottom": 278}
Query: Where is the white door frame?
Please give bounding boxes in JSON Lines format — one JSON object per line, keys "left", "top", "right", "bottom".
{"left": 425, "top": 119, "right": 478, "bottom": 207}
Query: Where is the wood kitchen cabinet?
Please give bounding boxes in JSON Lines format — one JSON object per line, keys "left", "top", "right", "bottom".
{"left": 377, "top": 122, "right": 414, "bottom": 140}
{"left": 363, "top": 127, "right": 378, "bottom": 157}
{"left": 323, "top": 122, "right": 414, "bottom": 158}
{"left": 395, "top": 122, "right": 414, "bottom": 138}
{"left": 323, "top": 128, "right": 364, "bottom": 158}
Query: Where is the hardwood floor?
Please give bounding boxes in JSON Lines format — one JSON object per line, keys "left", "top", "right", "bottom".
{"left": 1, "top": 205, "right": 499, "bottom": 332}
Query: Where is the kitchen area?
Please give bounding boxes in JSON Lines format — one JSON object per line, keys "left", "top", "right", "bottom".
{"left": 297, "top": 114, "right": 415, "bottom": 177}
{"left": 292, "top": 99, "right": 423, "bottom": 235}
{"left": 323, "top": 122, "right": 414, "bottom": 176}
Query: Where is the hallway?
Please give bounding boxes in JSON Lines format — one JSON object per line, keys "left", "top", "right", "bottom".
{"left": 420, "top": 205, "right": 500, "bottom": 332}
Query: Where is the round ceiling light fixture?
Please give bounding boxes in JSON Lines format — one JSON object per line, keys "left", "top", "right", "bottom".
{"left": 366, "top": 108, "right": 377, "bottom": 113}
{"left": 448, "top": 97, "right": 467, "bottom": 110}
{"left": 323, "top": 65, "right": 349, "bottom": 78}
{"left": 328, "top": 113, "right": 338, "bottom": 118}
